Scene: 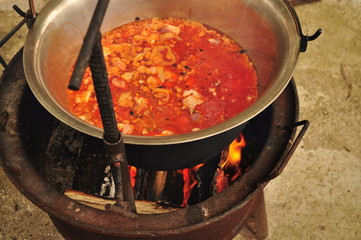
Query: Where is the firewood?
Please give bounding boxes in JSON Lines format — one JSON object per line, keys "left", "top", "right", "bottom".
{"left": 64, "top": 190, "right": 177, "bottom": 214}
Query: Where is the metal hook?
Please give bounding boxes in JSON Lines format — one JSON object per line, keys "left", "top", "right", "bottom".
{"left": 28, "top": 0, "right": 37, "bottom": 19}
{"left": 12, "top": 2, "right": 37, "bottom": 28}
{"left": 12, "top": 5, "right": 26, "bottom": 18}
{"left": 300, "top": 28, "right": 323, "bottom": 52}
{"left": 0, "top": 1, "right": 38, "bottom": 70}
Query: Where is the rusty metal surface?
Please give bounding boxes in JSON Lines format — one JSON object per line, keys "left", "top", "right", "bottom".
{"left": 239, "top": 191, "right": 268, "bottom": 240}
{"left": 49, "top": 197, "right": 257, "bottom": 240}
{"left": 0, "top": 50, "right": 299, "bottom": 239}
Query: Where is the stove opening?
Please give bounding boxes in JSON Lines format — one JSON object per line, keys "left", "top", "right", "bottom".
{"left": 19, "top": 86, "right": 272, "bottom": 211}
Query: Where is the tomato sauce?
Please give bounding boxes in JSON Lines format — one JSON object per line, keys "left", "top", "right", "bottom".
{"left": 67, "top": 18, "right": 258, "bottom": 136}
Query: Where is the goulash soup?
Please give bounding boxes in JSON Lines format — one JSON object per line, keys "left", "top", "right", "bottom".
{"left": 67, "top": 18, "right": 258, "bottom": 136}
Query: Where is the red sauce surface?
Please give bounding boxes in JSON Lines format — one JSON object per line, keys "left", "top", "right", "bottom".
{"left": 67, "top": 18, "right": 258, "bottom": 136}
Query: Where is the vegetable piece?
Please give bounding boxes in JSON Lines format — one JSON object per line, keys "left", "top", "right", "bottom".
{"left": 118, "top": 92, "right": 134, "bottom": 107}
{"left": 150, "top": 46, "right": 176, "bottom": 66}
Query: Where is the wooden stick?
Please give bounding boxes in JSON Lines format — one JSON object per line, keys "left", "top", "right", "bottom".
{"left": 64, "top": 190, "right": 176, "bottom": 214}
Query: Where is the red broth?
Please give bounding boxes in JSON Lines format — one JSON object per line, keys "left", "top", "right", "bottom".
{"left": 67, "top": 18, "right": 258, "bottom": 136}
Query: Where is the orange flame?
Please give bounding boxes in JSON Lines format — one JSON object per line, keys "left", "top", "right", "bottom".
{"left": 216, "top": 134, "right": 246, "bottom": 193}
{"left": 177, "top": 163, "right": 204, "bottom": 207}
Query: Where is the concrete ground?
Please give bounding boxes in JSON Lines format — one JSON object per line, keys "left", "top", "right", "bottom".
{"left": 0, "top": 0, "right": 360, "bottom": 239}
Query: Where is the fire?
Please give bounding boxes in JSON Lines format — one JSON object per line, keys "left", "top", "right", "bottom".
{"left": 129, "top": 166, "right": 137, "bottom": 188}
{"left": 125, "top": 135, "right": 245, "bottom": 207}
{"left": 216, "top": 134, "right": 246, "bottom": 193}
{"left": 223, "top": 135, "right": 246, "bottom": 167}
{"left": 177, "top": 163, "right": 204, "bottom": 207}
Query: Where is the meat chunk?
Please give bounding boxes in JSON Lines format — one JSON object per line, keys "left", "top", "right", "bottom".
{"left": 182, "top": 90, "right": 204, "bottom": 113}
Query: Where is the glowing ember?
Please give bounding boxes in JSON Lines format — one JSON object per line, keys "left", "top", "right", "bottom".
{"left": 215, "top": 134, "right": 246, "bottom": 193}
{"left": 129, "top": 166, "right": 137, "bottom": 188}
{"left": 215, "top": 169, "right": 228, "bottom": 194}
{"left": 177, "top": 164, "right": 204, "bottom": 207}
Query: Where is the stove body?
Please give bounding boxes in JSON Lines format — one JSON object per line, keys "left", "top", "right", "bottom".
{"left": 0, "top": 49, "right": 308, "bottom": 239}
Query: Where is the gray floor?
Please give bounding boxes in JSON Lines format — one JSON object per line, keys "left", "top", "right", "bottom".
{"left": 1, "top": 0, "right": 360, "bottom": 239}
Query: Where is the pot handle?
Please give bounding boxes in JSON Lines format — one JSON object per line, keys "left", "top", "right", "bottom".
{"left": 28, "top": 0, "right": 37, "bottom": 19}
{"left": 300, "top": 29, "right": 323, "bottom": 52}
{"left": 266, "top": 120, "right": 310, "bottom": 181}
{"left": 284, "top": 0, "right": 322, "bottom": 52}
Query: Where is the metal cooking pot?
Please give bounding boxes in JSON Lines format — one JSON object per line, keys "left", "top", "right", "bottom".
{"left": 23, "top": 0, "right": 316, "bottom": 169}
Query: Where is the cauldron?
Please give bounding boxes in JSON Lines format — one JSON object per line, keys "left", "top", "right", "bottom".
{"left": 23, "top": 0, "right": 309, "bottom": 169}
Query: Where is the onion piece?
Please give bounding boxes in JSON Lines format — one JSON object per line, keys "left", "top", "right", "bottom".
{"left": 152, "top": 88, "right": 170, "bottom": 101}
{"left": 163, "top": 24, "right": 180, "bottom": 35}
{"left": 156, "top": 66, "right": 165, "bottom": 83}
{"left": 118, "top": 92, "right": 134, "bottom": 107}
{"left": 156, "top": 130, "right": 175, "bottom": 136}
{"left": 150, "top": 46, "right": 176, "bottom": 66}
{"left": 112, "top": 78, "right": 126, "bottom": 88}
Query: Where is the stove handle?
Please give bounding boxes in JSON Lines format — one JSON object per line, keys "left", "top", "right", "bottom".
{"left": 267, "top": 120, "right": 310, "bottom": 181}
